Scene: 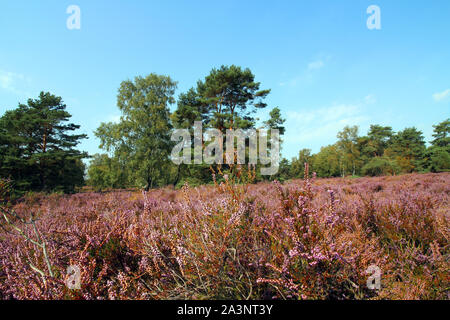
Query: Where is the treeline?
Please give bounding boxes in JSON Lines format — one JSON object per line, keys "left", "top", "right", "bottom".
{"left": 274, "top": 120, "right": 450, "bottom": 181}
{"left": 0, "top": 65, "right": 448, "bottom": 194}
{"left": 88, "top": 62, "right": 449, "bottom": 189}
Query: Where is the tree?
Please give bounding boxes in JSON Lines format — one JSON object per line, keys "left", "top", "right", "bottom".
{"left": 198, "top": 65, "right": 270, "bottom": 131}
{"left": 170, "top": 88, "right": 211, "bottom": 186}
{"left": 87, "top": 154, "right": 129, "bottom": 191}
{"left": 260, "top": 107, "right": 286, "bottom": 180}
{"left": 426, "top": 119, "right": 450, "bottom": 172}
{"left": 94, "top": 74, "right": 177, "bottom": 190}
{"left": 367, "top": 125, "right": 393, "bottom": 155}
{"left": 430, "top": 118, "right": 449, "bottom": 148}
{"left": 366, "top": 125, "right": 393, "bottom": 157}
{"left": 173, "top": 65, "right": 270, "bottom": 132}
{"left": 0, "top": 92, "right": 87, "bottom": 193}
{"left": 290, "top": 148, "right": 312, "bottom": 178}
{"left": 361, "top": 157, "right": 400, "bottom": 176}
{"left": 172, "top": 65, "right": 272, "bottom": 183}
{"left": 426, "top": 147, "right": 450, "bottom": 172}
{"left": 264, "top": 107, "right": 286, "bottom": 135}
{"left": 272, "top": 158, "right": 291, "bottom": 182}
{"left": 312, "top": 144, "right": 341, "bottom": 178}
{"left": 387, "top": 127, "right": 426, "bottom": 173}
{"left": 171, "top": 88, "right": 208, "bottom": 130}
{"left": 337, "top": 126, "right": 360, "bottom": 176}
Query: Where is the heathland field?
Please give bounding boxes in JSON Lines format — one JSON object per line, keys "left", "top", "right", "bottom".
{"left": 1, "top": 172, "right": 449, "bottom": 300}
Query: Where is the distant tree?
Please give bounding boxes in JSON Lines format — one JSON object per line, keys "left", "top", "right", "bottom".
{"left": 312, "top": 144, "right": 341, "bottom": 178}
{"left": 95, "top": 74, "right": 177, "bottom": 190}
{"left": 363, "top": 125, "right": 394, "bottom": 157}
{"left": 0, "top": 92, "right": 87, "bottom": 193}
{"left": 361, "top": 156, "right": 400, "bottom": 176}
{"left": 87, "top": 154, "right": 130, "bottom": 191}
{"left": 426, "top": 147, "right": 450, "bottom": 172}
{"left": 425, "top": 119, "right": 450, "bottom": 172}
{"left": 260, "top": 107, "right": 286, "bottom": 180}
{"left": 367, "top": 124, "right": 394, "bottom": 157}
{"left": 271, "top": 158, "right": 291, "bottom": 182}
{"left": 198, "top": 65, "right": 270, "bottom": 131}
{"left": 171, "top": 88, "right": 209, "bottom": 130}
{"left": 290, "top": 148, "right": 312, "bottom": 178}
{"left": 337, "top": 125, "right": 360, "bottom": 176}
{"left": 264, "top": 107, "right": 286, "bottom": 135}
{"left": 430, "top": 118, "right": 449, "bottom": 148}
{"left": 387, "top": 127, "right": 426, "bottom": 173}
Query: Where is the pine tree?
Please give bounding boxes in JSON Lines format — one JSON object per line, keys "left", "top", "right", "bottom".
{"left": 0, "top": 92, "right": 87, "bottom": 193}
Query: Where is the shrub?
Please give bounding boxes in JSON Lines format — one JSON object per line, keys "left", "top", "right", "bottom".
{"left": 361, "top": 157, "right": 400, "bottom": 176}
{"left": 0, "top": 172, "right": 448, "bottom": 299}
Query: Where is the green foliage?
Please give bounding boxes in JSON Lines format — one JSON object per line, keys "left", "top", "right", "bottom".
{"left": 386, "top": 127, "right": 426, "bottom": 173}
{"left": 4, "top": 77, "right": 446, "bottom": 195}
{"left": 361, "top": 157, "right": 400, "bottom": 176}
{"left": 173, "top": 65, "right": 270, "bottom": 132}
{"left": 312, "top": 145, "right": 341, "bottom": 178}
{"left": 293, "top": 120, "right": 447, "bottom": 179}
{"left": 367, "top": 125, "right": 393, "bottom": 156}
{"left": 87, "top": 154, "right": 129, "bottom": 191}
{"left": 94, "top": 74, "right": 177, "bottom": 191}
{"left": 171, "top": 88, "right": 208, "bottom": 130}
{"left": 0, "top": 92, "right": 87, "bottom": 193}
{"left": 336, "top": 125, "right": 361, "bottom": 176}
{"left": 430, "top": 118, "right": 449, "bottom": 148}
{"left": 0, "top": 178, "right": 12, "bottom": 204}
{"left": 290, "top": 149, "right": 312, "bottom": 178}
{"left": 195, "top": 65, "right": 270, "bottom": 131}
{"left": 264, "top": 107, "right": 286, "bottom": 135}
{"left": 425, "top": 146, "right": 450, "bottom": 173}
{"left": 171, "top": 65, "right": 274, "bottom": 185}
{"left": 270, "top": 158, "right": 291, "bottom": 182}
{"left": 425, "top": 119, "right": 450, "bottom": 172}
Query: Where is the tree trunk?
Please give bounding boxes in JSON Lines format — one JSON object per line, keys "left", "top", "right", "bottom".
{"left": 173, "top": 165, "right": 181, "bottom": 187}
{"left": 145, "top": 167, "right": 152, "bottom": 191}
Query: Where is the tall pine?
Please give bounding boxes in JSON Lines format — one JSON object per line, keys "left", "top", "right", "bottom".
{"left": 0, "top": 92, "right": 87, "bottom": 193}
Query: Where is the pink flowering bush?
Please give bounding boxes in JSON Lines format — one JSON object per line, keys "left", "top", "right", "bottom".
{"left": 0, "top": 171, "right": 448, "bottom": 300}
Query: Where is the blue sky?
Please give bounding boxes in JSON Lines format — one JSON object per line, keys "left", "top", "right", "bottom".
{"left": 1, "top": 0, "right": 449, "bottom": 160}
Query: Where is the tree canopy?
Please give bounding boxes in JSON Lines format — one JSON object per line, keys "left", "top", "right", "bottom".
{"left": 0, "top": 92, "right": 87, "bottom": 193}
{"left": 93, "top": 74, "right": 177, "bottom": 190}
{"left": 172, "top": 65, "right": 270, "bottom": 132}
{"left": 2, "top": 69, "right": 447, "bottom": 194}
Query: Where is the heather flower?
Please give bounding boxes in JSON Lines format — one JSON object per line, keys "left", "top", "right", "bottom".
{"left": 0, "top": 172, "right": 448, "bottom": 300}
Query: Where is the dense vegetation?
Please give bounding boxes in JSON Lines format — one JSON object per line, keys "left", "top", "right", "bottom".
{"left": 285, "top": 120, "right": 450, "bottom": 181}
{"left": 1, "top": 66, "right": 448, "bottom": 194}
{"left": 0, "top": 171, "right": 448, "bottom": 299}
{"left": 88, "top": 66, "right": 449, "bottom": 190}
{"left": 0, "top": 92, "right": 87, "bottom": 194}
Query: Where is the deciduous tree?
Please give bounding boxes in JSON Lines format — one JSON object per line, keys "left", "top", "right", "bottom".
{"left": 95, "top": 74, "right": 177, "bottom": 190}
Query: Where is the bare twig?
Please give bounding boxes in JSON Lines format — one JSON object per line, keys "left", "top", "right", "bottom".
{"left": 0, "top": 206, "right": 54, "bottom": 280}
